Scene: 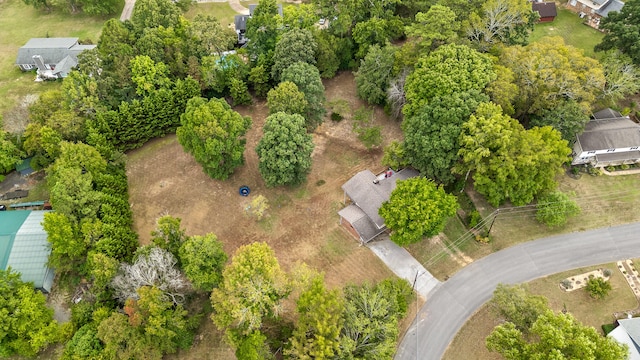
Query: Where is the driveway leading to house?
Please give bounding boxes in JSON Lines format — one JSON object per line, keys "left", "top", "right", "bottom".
{"left": 120, "top": 0, "right": 136, "bottom": 21}
{"left": 395, "top": 222, "right": 640, "bottom": 360}
{"left": 367, "top": 236, "right": 440, "bottom": 299}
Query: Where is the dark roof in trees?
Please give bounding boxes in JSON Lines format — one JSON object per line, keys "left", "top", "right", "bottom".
{"left": 577, "top": 109, "right": 640, "bottom": 151}
{"left": 234, "top": 15, "right": 250, "bottom": 32}
{"left": 597, "top": 0, "right": 625, "bottom": 17}
{"left": 15, "top": 38, "right": 96, "bottom": 66}
{"left": 341, "top": 168, "right": 419, "bottom": 229}
{"left": 532, "top": 2, "right": 557, "bottom": 17}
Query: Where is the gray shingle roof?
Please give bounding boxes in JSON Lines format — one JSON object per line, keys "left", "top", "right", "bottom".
{"left": 15, "top": 38, "right": 96, "bottom": 67}
{"left": 338, "top": 204, "right": 381, "bottom": 242}
{"left": 615, "top": 318, "right": 640, "bottom": 356}
{"left": 597, "top": 0, "right": 624, "bottom": 16}
{"left": 593, "top": 108, "right": 623, "bottom": 119}
{"left": 341, "top": 168, "right": 419, "bottom": 229}
{"left": 578, "top": 117, "right": 640, "bottom": 151}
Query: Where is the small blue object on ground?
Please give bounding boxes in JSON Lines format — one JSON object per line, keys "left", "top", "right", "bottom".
{"left": 239, "top": 186, "right": 250, "bottom": 196}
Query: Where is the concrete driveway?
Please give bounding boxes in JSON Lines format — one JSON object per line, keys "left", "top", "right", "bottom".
{"left": 395, "top": 222, "right": 640, "bottom": 360}
{"left": 367, "top": 237, "right": 440, "bottom": 299}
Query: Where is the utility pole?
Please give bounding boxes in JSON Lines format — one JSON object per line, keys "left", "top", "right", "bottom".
{"left": 488, "top": 209, "right": 500, "bottom": 235}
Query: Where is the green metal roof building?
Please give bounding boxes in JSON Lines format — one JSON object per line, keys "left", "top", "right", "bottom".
{"left": 0, "top": 210, "right": 55, "bottom": 293}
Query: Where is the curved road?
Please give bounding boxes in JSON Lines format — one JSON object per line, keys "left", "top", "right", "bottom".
{"left": 395, "top": 222, "right": 640, "bottom": 360}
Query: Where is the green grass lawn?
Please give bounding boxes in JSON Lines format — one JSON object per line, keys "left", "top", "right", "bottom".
{"left": 0, "top": 0, "right": 112, "bottom": 118}
{"left": 530, "top": 8, "right": 604, "bottom": 58}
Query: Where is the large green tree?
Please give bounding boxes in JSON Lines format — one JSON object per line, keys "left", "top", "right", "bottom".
{"left": 177, "top": 97, "right": 251, "bottom": 180}
{"left": 281, "top": 62, "right": 326, "bottom": 131}
{"left": 600, "top": 51, "right": 640, "bottom": 105}
{"left": 529, "top": 100, "right": 590, "bottom": 142}
{"left": 0, "top": 269, "right": 60, "bottom": 357}
{"left": 267, "top": 81, "right": 307, "bottom": 116}
{"left": 256, "top": 112, "right": 314, "bottom": 187}
{"left": 271, "top": 29, "right": 317, "bottom": 82}
{"left": 403, "top": 44, "right": 495, "bottom": 118}
{"left": 190, "top": 14, "right": 237, "bottom": 57}
{"left": 405, "top": 5, "right": 459, "bottom": 50}
{"left": 501, "top": 37, "right": 605, "bottom": 118}
{"left": 595, "top": 0, "right": 640, "bottom": 65}
{"left": 245, "top": 0, "right": 281, "bottom": 68}
{"left": 488, "top": 284, "right": 548, "bottom": 333}
{"left": 379, "top": 177, "right": 459, "bottom": 246}
{"left": 131, "top": 0, "right": 181, "bottom": 35}
{"left": 402, "top": 90, "right": 488, "bottom": 185}
{"left": 486, "top": 310, "right": 628, "bottom": 360}
{"left": 535, "top": 191, "right": 581, "bottom": 228}
{"left": 150, "top": 215, "right": 187, "bottom": 260}
{"left": 178, "top": 233, "right": 228, "bottom": 292}
{"left": 354, "top": 44, "right": 396, "bottom": 106}
{"left": 287, "top": 276, "right": 343, "bottom": 359}
{"left": 338, "top": 279, "right": 412, "bottom": 359}
{"left": 457, "top": 102, "right": 571, "bottom": 206}
{"left": 0, "top": 131, "right": 22, "bottom": 174}
{"left": 211, "top": 242, "right": 290, "bottom": 338}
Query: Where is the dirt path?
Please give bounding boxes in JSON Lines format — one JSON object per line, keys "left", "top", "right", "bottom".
{"left": 120, "top": 0, "right": 135, "bottom": 21}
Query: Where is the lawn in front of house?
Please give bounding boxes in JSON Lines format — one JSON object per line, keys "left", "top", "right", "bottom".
{"left": 530, "top": 7, "right": 604, "bottom": 58}
{"left": 443, "top": 262, "right": 638, "bottom": 360}
{"left": 0, "top": 0, "right": 112, "bottom": 117}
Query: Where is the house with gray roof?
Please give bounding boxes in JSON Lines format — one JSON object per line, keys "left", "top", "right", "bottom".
{"left": 15, "top": 38, "right": 96, "bottom": 80}
{"left": 608, "top": 317, "right": 640, "bottom": 360}
{"left": 339, "top": 168, "right": 419, "bottom": 243}
{"left": 566, "top": 0, "right": 625, "bottom": 29}
{"left": 572, "top": 108, "right": 640, "bottom": 167}
{"left": 234, "top": 4, "right": 284, "bottom": 45}
{"left": 0, "top": 210, "right": 55, "bottom": 293}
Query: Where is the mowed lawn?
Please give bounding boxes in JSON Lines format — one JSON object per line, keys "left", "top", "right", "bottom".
{"left": 444, "top": 261, "right": 638, "bottom": 360}
{"left": 0, "top": 0, "right": 113, "bottom": 117}
{"left": 530, "top": 7, "right": 604, "bottom": 58}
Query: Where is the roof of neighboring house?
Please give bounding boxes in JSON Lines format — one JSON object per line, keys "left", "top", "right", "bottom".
{"left": 0, "top": 211, "right": 54, "bottom": 292}
{"left": 52, "top": 55, "right": 77, "bottom": 75}
{"left": 234, "top": 15, "right": 250, "bottom": 31}
{"left": 342, "top": 168, "right": 420, "bottom": 229}
{"left": 608, "top": 318, "right": 640, "bottom": 360}
{"left": 15, "top": 38, "right": 96, "bottom": 66}
{"left": 597, "top": 0, "right": 625, "bottom": 17}
{"left": 338, "top": 204, "right": 381, "bottom": 242}
{"left": 248, "top": 3, "right": 283, "bottom": 16}
{"left": 577, "top": 110, "right": 640, "bottom": 151}
{"left": 532, "top": 2, "right": 557, "bottom": 17}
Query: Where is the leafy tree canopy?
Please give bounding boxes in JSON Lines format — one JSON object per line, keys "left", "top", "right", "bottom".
{"left": 355, "top": 44, "right": 396, "bottom": 106}
{"left": 131, "top": 0, "right": 181, "bottom": 35}
{"left": 500, "top": 37, "right": 605, "bottom": 118}
{"left": 0, "top": 131, "right": 22, "bottom": 174}
{"left": 402, "top": 90, "right": 488, "bottom": 185}
{"left": 457, "top": 102, "right": 571, "bottom": 206}
{"left": 281, "top": 62, "right": 326, "bottom": 131}
{"left": 488, "top": 284, "right": 548, "bottom": 333}
{"left": 595, "top": 0, "right": 640, "bottom": 65}
{"left": 272, "top": 29, "right": 317, "bottom": 82}
{"left": 529, "top": 100, "right": 590, "bottom": 142}
{"left": 179, "top": 233, "right": 228, "bottom": 292}
{"left": 267, "top": 81, "right": 307, "bottom": 116}
{"left": 211, "top": 242, "right": 290, "bottom": 336}
{"left": 0, "top": 268, "right": 60, "bottom": 357}
{"left": 535, "top": 191, "right": 581, "bottom": 228}
{"left": 486, "top": 310, "right": 628, "bottom": 360}
{"left": 256, "top": 112, "right": 314, "bottom": 187}
{"left": 379, "top": 177, "right": 459, "bottom": 245}
{"left": 405, "top": 5, "right": 459, "bottom": 50}
{"left": 177, "top": 97, "right": 251, "bottom": 180}
{"left": 403, "top": 43, "right": 495, "bottom": 118}
{"left": 465, "top": 0, "right": 538, "bottom": 48}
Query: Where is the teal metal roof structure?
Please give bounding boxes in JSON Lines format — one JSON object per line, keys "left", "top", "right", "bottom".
{"left": 0, "top": 210, "right": 54, "bottom": 293}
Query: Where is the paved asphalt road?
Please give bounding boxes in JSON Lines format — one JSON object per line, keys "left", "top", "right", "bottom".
{"left": 395, "top": 222, "right": 640, "bottom": 360}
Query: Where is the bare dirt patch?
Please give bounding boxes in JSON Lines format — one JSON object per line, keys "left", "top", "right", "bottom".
{"left": 126, "top": 72, "right": 401, "bottom": 358}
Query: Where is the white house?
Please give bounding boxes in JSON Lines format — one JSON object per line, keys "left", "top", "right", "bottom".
{"left": 571, "top": 109, "right": 640, "bottom": 167}
{"left": 608, "top": 317, "right": 640, "bottom": 360}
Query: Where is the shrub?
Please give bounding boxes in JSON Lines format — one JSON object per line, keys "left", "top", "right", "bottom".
{"left": 469, "top": 210, "right": 482, "bottom": 228}
{"left": 560, "top": 279, "right": 573, "bottom": 290}
{"left": 603, "top": 269, "right": 612, "bottom": 277}
{"left": 586, "top": 277, "right": 611, "bottom": 299}
{"left": 621, "top": 164, "right": 630, "bottom": 170}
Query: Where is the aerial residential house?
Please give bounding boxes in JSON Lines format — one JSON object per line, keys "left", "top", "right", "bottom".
{"left": 566, "top": 0, "right": 625, "bottom": 29}
{"left": 571, "top": 108, "right": 640, "bottom": 167}
{"left": 0, "top": 210, "right": 55, "bottom": 293}
{"left": 339, "top": 168, "right": 419, "bottom": 243}
{"left": 532, "top": 1, "right": 558, "bottom": 22}
{"left": 233, "top": 4, "right": 284, "bottom": 45}
{"left": 607, "top": 317, "right": 640, "bottom": 360}
{"left": 15, "top": 38, "right": 96, "bottom": 80}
